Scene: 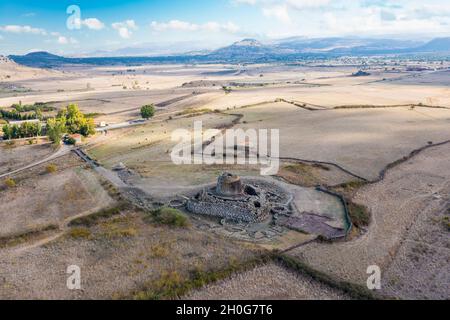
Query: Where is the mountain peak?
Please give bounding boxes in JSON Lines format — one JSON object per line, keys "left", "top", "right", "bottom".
{"left": 232, "top": 39, "right": 263, "bottom": 47}
{"left": 418, "top": 37, "right": 450, "bottom": 52}
{"left": 24, "top": 51, "right": 62, "bottom": 58}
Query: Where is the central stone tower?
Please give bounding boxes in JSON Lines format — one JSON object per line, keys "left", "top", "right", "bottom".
{"left": 216, "top": 172, "right": 243, "bottom": 197}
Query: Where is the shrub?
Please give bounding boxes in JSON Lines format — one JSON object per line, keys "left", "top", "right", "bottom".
{"left": 46, "top": 164, "right": 57, "bottom": 174}
{"left": 347, "top": 201, "right": 370, "bottom": 228}
{"left": 69, "top": 202, "right": 130, "bottom": 227}
{"left": 109, "top": 227, "right": 137, "bottom": 238}
{"left": 0, "top": 224, "right": 58, "bottom": 249}
{"left": 149, "top": 244, "right": 169, "bottom": 258}
{"left": 68, "top": 227, "right": 91, "bottom": 239}
{"left": 64, "top": 136, "right": 77, "bottom": 145}
{"left": 147, "top": 207, "right": 189, "bottom": 228}
{"left": 176, "top": 108, "right": 212, "bottom": 116}
{"left": 133, "top": 254, "right": 272, "bottom": 300}
{"left": 4, "top": 178, "right": 16, "bottom": 188}
{"left": 135, "top": 271, "right": 184, "bottom": 300}
{"left": 442, "top": 216, "right": 450, "bottom": 231}
{"left": 141, "top": 104, "right": 155, "bottom": 119}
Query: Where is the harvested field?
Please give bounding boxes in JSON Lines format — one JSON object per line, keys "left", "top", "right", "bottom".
{"left": 228, "top": 102, "right": 450, "bottom": 180}
{"left": 278, "top": 161, "right": 359, "bottom": 187}
{"left": 286, "top": 142, "right": 450, "bottom": 299}
{"left": 0, "top": 154, "right": 114, "bottom": 238}
{"left": 185, "top": 263, "right": 351, "bottom": 300}
{"left": 0, "top": 143, "right": 54, "bottom": 175}
{"left": 0, "top": 211, "right": 260, "bottom": 299}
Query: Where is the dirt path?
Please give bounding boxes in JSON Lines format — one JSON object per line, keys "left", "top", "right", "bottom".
{"left": 0, "top": 145, "right": 72, "bottom": 179}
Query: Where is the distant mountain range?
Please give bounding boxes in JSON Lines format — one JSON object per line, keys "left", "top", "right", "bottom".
{"left": 9, "top": 37, "right": 450, "bottom": 68}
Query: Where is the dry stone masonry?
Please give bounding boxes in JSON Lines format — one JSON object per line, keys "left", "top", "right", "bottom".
{"left": 187, "top": 172, "right": 293, "bottom": 223}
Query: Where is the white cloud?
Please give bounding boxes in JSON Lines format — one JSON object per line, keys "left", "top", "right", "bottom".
{"left": 112, "top": 20, "right": 138, "bottom": 38}
{"left": 151, "top": 20, "right": 198, "bottom": 32}
{"left": 222, "top": 22, "right": 241, "bottom": 33}
{"left": 262, "top": 5, "right": 291, "bottom": 24}
{"left": 150, "top": 20, "right": 240, "bottom": 34}
{"left": 58, "top": 36, "right": 68, "bottom": 44}
{"left": 75, "top": 18, "right": 105, "bottom": 30}
{"left": 287, "top": 0, "right": 331, "bottom": 10}
{"left": 57, "top": 36, "right": 78, "bottom": 45}
{"left": 0, "top": 25, "right": 47, "bottom": 35}
{"left": 233, "top": 0, "right": 450, "bottom": 37}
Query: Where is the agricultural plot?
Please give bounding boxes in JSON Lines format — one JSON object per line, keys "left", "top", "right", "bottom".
{"left": 287, "top": 143, "right": 450, "bottom": 299}
{"left": 0, "top": 154, "right": 114, "bottom": 238}
{"left": 227, "top": 102, "right": 450, "bottom": 180}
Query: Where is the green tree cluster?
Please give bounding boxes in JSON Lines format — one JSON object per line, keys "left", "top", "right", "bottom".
{"left": 45, "top": 104, "right": 95, "bottom": 144}
{"left": 0, "top": 109, "right": 38, "bottom": 121}
{"left": 2, "top": 122, "right": 42, "bottom": 140}
{"left": 1, "top": 104, "right": 96, "bottom": 142}
{"left": 46, "top": 118, "right": 66, "bottom": 144}
{"left": 0, "top": 102, "right": 54, "bottom": 121}
{"left": 56, "top": 104, "right": 96, "bottom": 136}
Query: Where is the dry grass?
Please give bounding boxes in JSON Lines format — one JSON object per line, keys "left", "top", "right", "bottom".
{"left": 0, "top": 224, "right": 58, "bottom": 248}
{"left": 145, "top": 207, "right": 190, "bottom": 228}
{"left": 278, "top": 162, "right": 330, "bottom": 187}
{"left": 132, "top": 254, "right": 273, "bottom": 300}
{"left": 4, "top": 178, "right": 16, "bottom": 188}
{"left": 69, "top": 202, "right": 131, "bottom": 227}
{"left": 45, "top": 164, "right": 58, "bottom": 174}
{"left": 67, "top": 227, "right": 92, "bottom": 239}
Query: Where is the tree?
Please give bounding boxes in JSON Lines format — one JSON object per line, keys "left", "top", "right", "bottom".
{"left": 141, "top": 104, "right": 155, "bottom": 119}
{"left": 79, "top": 117, "right": 96, "bottom": 136}
{"left": 2, "top": 124, "right": 11, "bottom": 140}
{"left": 2, "top": 122, "right": 41, "bottom": 140}
{"left": 56, "top": 104, "right": 95, "bottom": 137}
{"left": 46, "top": 118, "right": 66, "bottom": 144}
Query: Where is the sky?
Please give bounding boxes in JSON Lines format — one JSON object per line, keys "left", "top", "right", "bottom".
{"left": 0, "top": 0, "right": 449, "bottom": 55}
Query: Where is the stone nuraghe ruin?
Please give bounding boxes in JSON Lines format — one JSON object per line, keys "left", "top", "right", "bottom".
{"left": 187, "top": 172, "right": 292, "bottom": 223}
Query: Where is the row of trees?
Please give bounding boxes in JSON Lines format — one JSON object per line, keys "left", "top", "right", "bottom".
{"left": 0, "top": 109, "right": 40, "bottom": 121}
{"left": 2, "top": 122, "right": 42, "bottom": 139}
{"left": 0, "top": 102, "right": 55, "bottom": 121}
{"left": 1, "top": 104, "right": 96, "bottom": 142}
{"left": 2, "top": 103, "right": 156, "bottom": 142}
{"left": 11, "top": 102, "right": 54, "bottom": 113}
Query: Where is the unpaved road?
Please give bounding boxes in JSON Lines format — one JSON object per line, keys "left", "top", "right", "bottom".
{"left": 0, "top": 145, "right": 72, "bottom": 179}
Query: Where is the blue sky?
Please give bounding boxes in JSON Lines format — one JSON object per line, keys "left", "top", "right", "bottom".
{"left": 1, "top": 0, "right": 449, "bottom": 55}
